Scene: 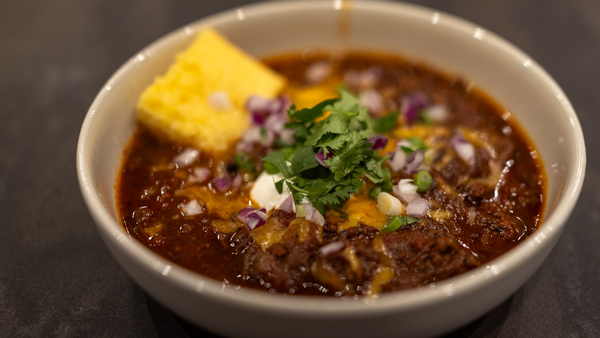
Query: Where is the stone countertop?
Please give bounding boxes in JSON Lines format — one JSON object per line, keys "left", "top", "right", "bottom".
{"left": 1, "top": 0, "right": 598, "bottom": 336}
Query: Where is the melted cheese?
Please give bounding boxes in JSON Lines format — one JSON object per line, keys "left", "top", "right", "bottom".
{"left": 250, "top": 217, "right": 289, "bottom": 250}
{"left": 337, "top": 195, "right": 387, "bottom": 232}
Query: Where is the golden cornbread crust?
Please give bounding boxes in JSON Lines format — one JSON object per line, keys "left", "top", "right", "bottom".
{"left": 137, "top": 28, "right": 286, "bottom": 153}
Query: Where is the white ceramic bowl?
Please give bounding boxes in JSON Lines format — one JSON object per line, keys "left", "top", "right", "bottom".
{"left": 77, "top": 1, "right": 585, "bottom": 337}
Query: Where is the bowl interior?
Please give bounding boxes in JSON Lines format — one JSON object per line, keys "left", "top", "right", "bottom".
{"left": 78, "top": 0, "right": 584, "bottom": 313}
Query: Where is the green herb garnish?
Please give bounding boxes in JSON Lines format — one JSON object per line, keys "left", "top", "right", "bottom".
{"left": 235, "top": 152, "right": 255, "bottom": 172}
{"left": 368, "top": 186, "right": 383, "bottom": 200}
{"left": 381, "top": 215, "right": 422, "bottom": 233}
{"left": 262, "top": 88, "right": 397, "bottom": 208}
{"left": 400, "top": 136, "right": 427, "bottom": 154}
{"left": 414, "top": 170, "right": 433, "bottom": 193}
{"left": 418, "top": 109, "right": 433, "bottom": 125}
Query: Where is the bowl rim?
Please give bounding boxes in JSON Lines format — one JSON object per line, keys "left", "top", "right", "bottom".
{"left": 77, "top": 0, "right": 586, "bottom": 316}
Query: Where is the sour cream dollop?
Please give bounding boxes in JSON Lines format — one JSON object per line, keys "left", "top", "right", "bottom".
{"left": 250, "top": 171, "right": 291, "bottom": 211}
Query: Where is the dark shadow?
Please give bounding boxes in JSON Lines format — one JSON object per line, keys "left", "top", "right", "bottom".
{"left": 442, "top": 295, "right": 516, "bottom": 338}
{"left": 144, "top": 293, "right": 224, "bottom": 338}
{"left": 144, "top": 290, "right": 521, "bottom": 337}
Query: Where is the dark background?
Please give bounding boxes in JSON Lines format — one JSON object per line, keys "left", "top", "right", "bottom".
{"left": 1, "top": 0, "right": 598, "bottom": 336}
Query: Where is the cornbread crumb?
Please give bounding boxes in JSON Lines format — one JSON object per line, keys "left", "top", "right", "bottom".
{"left": 137, "top": 28, "right": 286, "bottom": 153}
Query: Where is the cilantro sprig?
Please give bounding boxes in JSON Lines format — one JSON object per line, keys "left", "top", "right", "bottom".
{"left": 261, "top": 88, "right": 398, "bottom": 213}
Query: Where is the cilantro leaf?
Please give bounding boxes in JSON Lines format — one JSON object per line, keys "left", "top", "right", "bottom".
{"left": 373, "top": 110, "right": 400, "bottom": 133}
{"left": 259, "top": 88, "right": 393, "bottom": 211}
{"left": 261, "top": 151, "right": 293, "bottom": 177}
{"left": 401, "top": 136, "right": 427, "bottom": 154}
{"left": 315, "top": 133, "right": 350, "bottom": 150}
{"left": 288, "top": 99, "right": 337, "bottom": 123}
{"left": 274, "top": 178, "right": 285, "bottom": 194}
{"left": 305, "top": 110, "right": 359, "bottom": 146}
{"left": 317, "top": 184, "right": 359, "bottom": 206}
{"left": 235, "top": 152, "right": 255, "bottom": 172}
{"left": 291, "top": 146, "right": 319, "bottom": 174}
{"left": 326, "top": 132, "right": 370, "bottom": 180}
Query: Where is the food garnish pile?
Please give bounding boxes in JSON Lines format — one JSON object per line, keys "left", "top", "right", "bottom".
{"left": 118, "top": 28, "right": 544, "bottom": 296}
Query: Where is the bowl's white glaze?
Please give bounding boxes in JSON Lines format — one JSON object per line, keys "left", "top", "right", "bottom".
{"left": 77, "top": 1, "right": 585, "bottom": 337}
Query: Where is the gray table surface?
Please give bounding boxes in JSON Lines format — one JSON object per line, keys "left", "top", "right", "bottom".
{"left": 1, "top": 0, "right": 598, "bottom": 337}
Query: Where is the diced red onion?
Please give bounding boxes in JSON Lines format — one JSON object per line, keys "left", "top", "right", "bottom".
{"left": 251, "top": 111, "right": 265, "bottom": 125}
{"left": 214, "top": 176, "right": 231, "bottom": 192}
{"left": 279, "top": 195, "right": 295, "bottom": 213}
{"left": 343, "top": 66, "right": 383, "bottom": 89}
{"left": 237, "top": 125, "right": 273, "bottom": 151}
{"left": 451, "top": 135, "right": 475, "bottom": 166}
{"left": 274, "top": 95, "right": 292, "bottom": 115}
{"left": 428, "top": 104, "right": 448, "bottom": 123}
{"left": 237, "top": 207, "right": 267, "bottom": 231}
{"left": 402, "top": 92, "right": 427, "bottom": 125}
{"left": 173, "top": 148, "right": 199, "bottom": 168}
{"left": 359, "top": 89, "right": 384, "bottom": 115}
{"left": 406, "top": 198, "right": 430, "bottom": 217}
{"left": 404, "top": 149, "right": 424, "bottom": 174}
{"left": 304, "top": 203, "right": 325, "bottom": 226}
{"left": 180, "top": 200, "right": 203, "bottom": 216}
{"left": 279, "top": 129, "right": 296, "bottom": 146}
{"left": 188, "top": 167, "right": 210, "bottom": 183}
{"left": 264, "top": 113, "right": 287, "bottom": 134}
{"left": 232, "top": 174, "right": 243, "bottom": 189}
{"left": 237, "top": 207, "right": 256, "bottom": 222}
{"left": 316, "top": 148, "right": 334, "bottom": 168}
{"left": 236, "top": 140, "right": 254, "bottom": 153}
{"left": 367, "top": 134, "right": 388, "bottom": 150}
{"left": 245, "top": 209, "right": 267, "bottom": 231}
{"left": 245, "top": 95, "right": 272, "bottom": 114}
{"left": 319, "top": 241, "right": 345, "bottom": 256}
{"left": 305, "top": 62, "right": 331, "bottom": 84}
{"left": 393, "top": 179, "right": 421, "bottom": 204}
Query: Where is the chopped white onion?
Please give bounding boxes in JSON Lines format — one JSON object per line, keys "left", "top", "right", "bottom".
{"left": 406, "top": 198, "right": 430, "bottom": 217}
{"left": 173, "top": 148, "right": 199, "bottom": 168}
{"left": 319, "top": 241, "right": 345, "bottom": 256}
{"left": 376, "top": 192, "right": 405, "bottom": 216}
{"left": 393, "top": 179, "right": 421, "bottom": 204}
{"left": 388, "top": 143, "right": 408, "bottom": 172}
{"left": 305, "top": 62, "right": 331, "bottom": 84}
{"left": 427, "top": 104, "right": 448, "bottom": 123}
{"left": 208, "top": 91, "right": 232, "bottom": 110}
{"left": 180, "top": 200, "right": 203, "bottom": 216}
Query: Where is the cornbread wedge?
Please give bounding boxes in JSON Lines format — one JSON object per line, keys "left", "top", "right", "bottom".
{"left": 137, "top": 28, "right": 286, "bottom": 153}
